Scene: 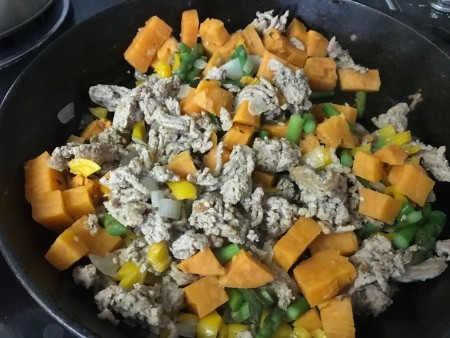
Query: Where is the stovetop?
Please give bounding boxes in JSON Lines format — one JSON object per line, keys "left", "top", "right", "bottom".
{"left": 0, "top": 0, "right": 449, "bottom": 337}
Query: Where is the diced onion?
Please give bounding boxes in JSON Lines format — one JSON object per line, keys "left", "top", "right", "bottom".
{"left": 141, "top": 176, "right": 159, "bottom": 193}
{"left": 193, "top": 58, "right": 208, "bottom": 70}
{"left": 243, "top": 55, "right": 261, "bottom": 75}
{"left": 303, "top": 146, "right": 327, "bottom": 169}
{"left": 57, "top": 102, "right": 74, "bottom": 124}
{"left": 177, "top": 84, "right": 191, "bottom": 99}
{"left": 89, "top": 253, "right": 120, "bottom": 277}
{"left": 220, "top": 58, "right": 243, "bottom": 80}
{"left": 158, "top": 199, "right": 182, "bottom": 220}
{"left": 151, "top": 190, "right": 165, "bottom": 208}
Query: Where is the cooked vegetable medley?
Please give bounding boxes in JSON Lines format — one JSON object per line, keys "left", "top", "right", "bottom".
{"left": 24, "top": 8, "right": 450, "bottom": 338}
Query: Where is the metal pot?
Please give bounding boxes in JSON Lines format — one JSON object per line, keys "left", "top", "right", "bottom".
{"left": 0, "top": 0, "right": 54, "bottom": 38}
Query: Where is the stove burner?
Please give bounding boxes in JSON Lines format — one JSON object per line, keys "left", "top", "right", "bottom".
{"left": 0, "top": 0, "right": 70, "bottom": 70}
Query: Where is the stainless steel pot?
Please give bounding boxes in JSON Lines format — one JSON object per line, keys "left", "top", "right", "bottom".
{"left": 0, "top": 0, "right": 54, "bottom": 38}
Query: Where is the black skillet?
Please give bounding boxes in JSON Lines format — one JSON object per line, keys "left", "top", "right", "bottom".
{"left": 0, "top": 0, "right": 449, "bottom": 337}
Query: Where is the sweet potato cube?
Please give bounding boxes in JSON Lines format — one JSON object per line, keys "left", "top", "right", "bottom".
{"left": 293, "top": 250, "right": 356, "bottom": 307}
{"left": 352, "top": 152, "right": 383, "bottom": 182}
{"left": 202, "top": 50, "right": 228, "bottom": 76}
{"left": 263, "top": 29, "right": 307, "bottom": 67}
{"left": 194, "top": 79, "right": 233, "bottom": 116}
{"left": 151, "top": 36, "right": 179, "bottom": 68}
{"left": 243, "top": 24, "right": 265, "bottom": 56}
{"left": 286, "top": 18, "right": 308, "bottom": 45}
{"left": 358, "top": 188, "right": 403, "bottom": 224}
{"left": 62, "top": 186, "right": 96, "bottom": 220}
{"left": 252, "top": 170, "right": 276, "bottom": 187}
{"left": 222, "top": 123, "right": 255, "bottom": 150}
{"left": 181, "top": 9, "right": 199, "bottom": 48}
{"left": 309, "top": 232, "right": 358, "bottom": 256}
{"left": 318, "top": 296, "right": 355, "bottom": 338}
{"left": 45, "top": 228, "right": 89, "bottom": 271}
{"left": 273, "top": 217, "right": 322, "bottom": 271}
{"left": 180, "top": 88, "right": 203, "bottom": 115}
{"left": 199, "top": 18, "right": 230, "bottom": 55}
{"left": 293, "top": 308, "right": 323, "bottom": 333}
{"left": 338, "top": 69, "right": 381, "bottom": 92}
{"left": 81, "top": 118, "right": 111, "bottom": 139}
{"left": 304, "top": 57, "right": 337, "bottom": 91}
{"left": 315, "top": 114, "right": 355, "bottom": 148}
{"left": 374, "top": 144, "right": 408, "bottom": 166}
{"left": 24, "top": 151, "right": 67, "bottom": 204}
{"left": 257, "top": 50, "right": 297, "bottom": 81}
{"left": 184, "top": 276, "right": 229, "bottom": 318}
{"left": 167, "top": 151, "right": 197, "bottom": 179}
{"left": 217, "top": 31, "right": 245, "bottom": 58}
{"left": 69, "top": 175, "right": 102, "bottom": 204}
{"left": 203, "top": 145, "right": 231, "bottom": 172}
{"left": 177, "top": 248, "right": 226, "bottom": 276}
{"left": 233, "top": 100, "right": 261, "bottom": 128}
{"left": 311, "top": 103, "right": 357, "bottom": 123}
{"left": 70, "top": 215, "right": 123, "bottom": 256}
{"left": 387, "top": 163, "right": 435, "bottom": 206}
{"left": 219, "top": 250, "right": 274, "bottom": 288}
{"left": 300, "top": 134, "right": 320, "bottom": 154}
{"left": 124, "top": 16, "right": 172, "bottom": 73}
{"left": 260, "top": 122, "right": 288, "bottom": 138}
{"left": 306, "top": 30, "right": 328, "bottom": 57}
{"left": 32, "top": 190, "right": 74, "bottom": 232}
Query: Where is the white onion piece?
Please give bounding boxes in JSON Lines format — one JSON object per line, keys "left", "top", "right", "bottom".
{"left": 57, "top": 102, "right": 75, "bottom": 124}
{"left": 89, "top": 253, "right": 119, "bottom": 277}
{"left": 302, "top": 146, "right": 327, "bottom": 169}
{"left": 177, "top": 84, "right": 191, "bottom": 99}
{"left": 248, "top": 55, "right": 261, "bottom": 72}
{"left": 193, "top": 58, "right": 208, "bottom": 70}
{"left": 141, "top": 176, "right": 159, "bottom": 192}
{"left": 151, "top": 190, "right": 165, "bottom": 208}
{"left": 158, "top": 199, "right": 182, "bottom": 220}
{"left": 220, "top": 58, "right": 243, "bottom": 80}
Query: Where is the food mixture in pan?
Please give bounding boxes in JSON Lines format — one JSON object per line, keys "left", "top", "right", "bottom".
{"left": 24, "top": 9, "right": 450, "bottom": 338}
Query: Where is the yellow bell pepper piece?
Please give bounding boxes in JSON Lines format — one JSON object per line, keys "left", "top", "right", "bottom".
{"left": 155, "top": 60, "right": 172, "bottom": 78}
{"left": 218, "top": 323, "right": 228, "bottom": 338}
{"left": 311, "top": 329, "right": 328, "bottom": 338}
{"left": 147, "top": 241, "right": 171, "bottom": 272}
{"left": 391, "top": 130, "right": 412, "bottom": 146}
{"left": 240, "top": 76, "right": 259, "bottom": 86}
{"left": 167, "top": 180, "right": 197, "bottom": 200}
{"left": 172, "top": 53, "right": 181, "bottom": 71}
{"left": 197, "top": 311, "right": 223, "bottom": 338}
{"left": 132, "top": 120, "right": 146, "bottom": 141}
{"left": 115, "top": 261, "right": 146, "bottom": 289}
{"left": 123, "top": 229, "right": 138, "bottom": 246}
{"left": 67, "top": 158, "right": 101, "bottom": 177}
{"left": 290, "top": 326, "right": 312, "bottom": 338}
{"left": 351, "top": 144, "right": 371, "bottom": 156}
{"left": 382, "top": 232, "right": 397, "bottom": 241}
{"left": 135, "top": 79, "right": 145, "bottom": 87}
{"left": 383, "top": 186, "right": 407, "bottom": 202}
{"left": 318, "top": 147, "right": 332, "bottom": 170}
{"left": 260, "top": 308, "right": 270, "bottom": 327}
{"left": 274, "top": 323, "right": 293, "bottom": 338}
{"left": 401, "top": 144, "right": 421, "bottom": 155}
{"left": 89, "top": 107, "right": 108, "bottom": 119}
{"left": 378, "top": 124, "right": 396, "bottom": 141}
{"left": 228, "top": 324, "right": 250, "bottom": 338}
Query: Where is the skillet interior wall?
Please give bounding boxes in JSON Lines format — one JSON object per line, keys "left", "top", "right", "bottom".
{"left": 0, "top": 0, "right": 449, "bottom": 337}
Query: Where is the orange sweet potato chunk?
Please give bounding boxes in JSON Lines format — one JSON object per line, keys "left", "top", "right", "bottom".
{"left": 199, "top": 18, "right": 231, "bottom": 55}
{"left": 260, "top": 122, "right": 288, "bottom": 138}
{"left": 273, "top": 217, "right": 322, "bottom": 271}
{"left": 181, "top": 9, "right": 199, "bottom": 48}
{"left": 338, "top": 69, "right": 381, "bottom": 92}
{"left": 151, "top": 36, "right": 179, "bottom": 68}
{"left": 70, "top": 215, "right": 123, "bottom": 256}
{"left": 293, "top": 308, "right": 323, "bottom": 333}
{"left": 24, "top": 151, "right": 67, "bottom": 204}
{"left": 45, "top": 228, "right": 89, "bottom": 271}
{"left": 309, "top": 232, "right": 358, "bottom": 256}
{"left": 257, "top": 50, "right": 298, "bottom": 81}
{"left": 318, "top": 296, "right": 355, "bottom": 338}
{"left": 304, "top": 57, "right": 337, "bottom": 91}
{"left": 286, "top": 18, "right": 308, "bottom": 45}
{"left": 69, "top": 175, "right": 102, "bottom": 204}
{"left": 203, "top": 145, "right": 231, "bottom": 172}
{"left": 252, "top": 170, "right": 276, "bottom": 188}
{"left": 194, "top": 79, "right": 233, "bottom": 116}
{"left": 293, "top": 250, "right": 356, "bottom": 307}
{"left": 184, "top": 275, "right": 229, "bottom": 318}
{"left": 387, "top": 163, "right": 435, "bottom": 206}
{"left": 263, "top": 28, "right": 307, "bottom": 67}
{"left": 180, "top": 88, "right": 203, "bottom": 115}
{"left": 315, "top": 114, "right": 355, "bottom": 148}
{"left": 233, "top": 100, "right": 261, "bottom": 128}
{"left": 177, "top": 248, "right": 226, "bottom": 276}
{"left": 352, "top": 151, "right": 383, "bottom": 182}
{"left": 32, "top": 190, "right": 74, "bottom": 232}
{"left": 305, "top": 30, "right": 328, "bottom": 57}
{"left": 62, "top": 186, "right": 96, "bottom": 220}
{"left": 301, "top": 134, "right": 320, "bottom": 154}
{"left": 219, "top": 250, "right": 274, "bottom": 288}
{"left": 358, "top": 188, "right": 403, "bottom": 224}
{"left": 81, "top": 118, "right": 112, "bottom": 139}
{"left": 222, "top": 123, "right": 255, "bottom": 150}
{"left": 373, "top": 144, "right": 408, "bottom": 165}
{"left": 243, "top": 24, "right": 266, "bottom": 56}
{"left": 124, "top": 16, "right": 172, "bottom": 73}
{"left": 167, "top": 151, "right": 197, "bottom": 179}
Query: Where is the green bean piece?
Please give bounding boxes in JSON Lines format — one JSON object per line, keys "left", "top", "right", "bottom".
{"left": 372, "top": 136, "right": 387, "bottom": 152}
{"left": 239, "top": 289, "right": 264, "bottom": 324}
{"left": 301, "top": 111, "right": 315, "bottom": 121}
{"left": 231, "top": 302, "right": 251, "bottom": 323}
{"left": 258, "top": 130, "right": 270, "bottom": 139}
{"left": 322, "top": 103, "right": 339, "bottom": 117}
{"left": 310, "top": 90, "right": 335, "bottom": 99}
{"left": 284, "top": 297, "right": 310, "bottom": 322}
{"left": 256, "top": 288, "right": 275, "bottom": 307}
{"left": 227, "top": 289, "right": 244, "bottom": 312}
{"left": 256, "top": 307, "right": 284, "bottom": 338}
{"left": 355, "top": 91, "right": 366, "bottom": 117}
{"left": 357, "top": 222, "right": 381, "bottom": 240}
{"left": 392, "top": 225, "right": 419, "bottom": 249}
{"left": 396, "top": 202, "right": 415, "bottom": 220}
{"left": 178, "top": 42, "right": 191, "bottom": 53}
{"left": 214, "top": 243, "right": 241, "bottom": 264}
{"left": 102, "top": 213, "right": 127, "bottom": 236}
{"left": 303, "top": 119, "right": 317, "bottom": 134}
{"left": 340, "top": 149, "right": 354, "bottom": 168}
{"left": 286, "top": 114, "right": 305, "bottom": 144}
